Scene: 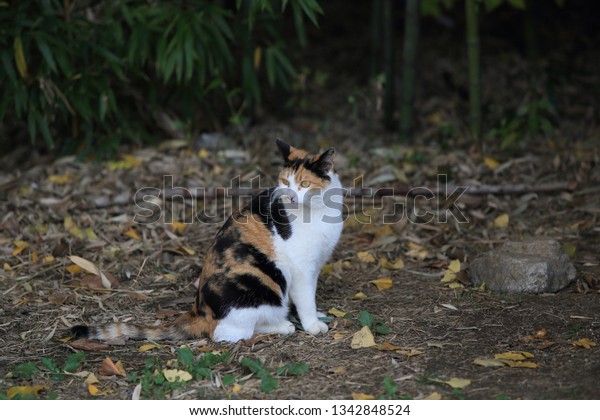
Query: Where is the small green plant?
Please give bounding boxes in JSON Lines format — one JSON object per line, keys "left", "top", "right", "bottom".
{"left": 379, "top": 376, "right": 398, "bottom": 399}
{"left": 241, "top": 357, "right": 309, "bottom": 393}
{"left": 488, "top": 98, "right": 557, "bottom": 150}
{"left": 358, "top": 310, "right": 390, "bottom": 335}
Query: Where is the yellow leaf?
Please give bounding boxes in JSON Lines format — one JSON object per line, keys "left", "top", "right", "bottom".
{"left": 123, "top": 227, "right": 141, "bottom": 241}
{"left": 164, "top": 274, "right": 176, "bottom": 281}
{"left": 441, "top": 272, "right": 457, "bottom": 283}
{"left": 374, "top": 225, "right": 394, "bottom": 238}
{"left": 3, "top": 262, "right": 12, "bottom": 271}
{"left": 395, "top": 348, "right": 423, "bottom": 357}
{"left": 12, "top": 240, "right": 28, "bottom": 256}
{"left": 170, "top": 221, "right": 187, "bottom": 234}
{"left": 139, "top": 344, "right": 159, "bottom": 352}
{"left": 435, "top": 377, "right": 471, "bottom": 389}
{"left": 447, "top": 282, "right": 464, "bottom": 289}
{"left": 484, "top": 156, "right": 501, "bottom": 170}
{"left": 494, "top": 352, "right": 533, "bottom": 361}
{"left": 350, "top": 326, "right": 376, "bottom": 349}
{"left": 64, "top": 216, "right": 75, "bottom": 229}
{"left": 88, "top": 384, "right": 101, "bottom": 396}
{"left": 84, "top": 372, "right": 99, "bottom": 385}
{"left": 493, "top": 213, "right": 509, "bottom": 228}
{"left": 352, "top": 392, "right": 375, "bottom": 400}
{"left": 8, "top": 385, "right": 48, "bottom": 399}
{"left": 328, "top": 307, "right": 347, "bottom": 318}
{"left": 426, "top": 112, "right": 443, "bottom": 126}
{"left": 31, "top": 251, "right": 39, "bottom": 263}
{"left": 473, "top": 358, "right": 506, "bottom": 367}
{"left": 321, "top": 264, "right": 334, "bottom": 275}
{"left": 162, "top": 369, "right": 193, "bottom": 383}
{"left": 424, "top": 392, "right": 442, "bottom": 400}
{"left": 48, "top": 174, "right": 75, "bottom": 185}
{"left": 69, "top": 226, "right": 84, "bottom": 240}
{"left": 375, "top": 342, "right": 398, "bottom": 351}
{"left": 328, "top": 366, "right": 347, "bottom": 375}
{"left": 253, "top": 46, "right": 262, "bottom": 69}
{"left": 179, "top": 245, "right": 196, "bottom": 256}
{"left": 406, "top": 242, "right": 429, "bottom": 260}
{"left": 357, "top": 251, "right": 377, "bottom": 263}
{"left": 198, "top": 148, "right": 209, "bottom": 159}
{"left": 85, "top": 228, "right": 98, "bottom": 240}
{"left": 333, "top": 332, "right": 346, "bottom": 340}
{"left": 380, "top": 257, "right": 405, "bottom": 270}
{"left": 503, "top": 360, "right": 538, "bottom": 369}
{"left": 66, "top": 264, "right": 81, "bottom": 275}
{"left": 448, "top": 259, "right": 461, "bottom": 273}
{"left": 370, "top": 276, "right": 393, "bottom": 290}
{"left": 14, "top": 36, "right": 28, "bottom": 79}
{"left": 563, "top": 242, "right": 576, "bottom": 258}
{"left": 351, "top": 292, "right": 368, "bottom": 300}
{"left": 231, "top": 384, "right": 241, "bottom": 394}
{"left": 572, "top": 338, "right": 597, "bottom": 349}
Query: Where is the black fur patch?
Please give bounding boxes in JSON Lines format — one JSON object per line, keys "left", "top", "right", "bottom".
{"left": 245, "top": 244, "right": 287, "bottom": 294}
{"left": 249, "top": 188, "right": 292, "bottom": 240}
{"left": 276, "top": 139, "right": 291, "bottom": 161}
{"left": 71, "top": 325, "right": 89, "bottom": 338}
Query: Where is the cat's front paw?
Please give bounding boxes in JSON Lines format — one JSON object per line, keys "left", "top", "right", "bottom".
{"left": 305, "top": 320, "right": 329, "bottom": 336}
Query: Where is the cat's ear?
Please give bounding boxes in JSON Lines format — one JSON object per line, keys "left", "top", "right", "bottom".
{"left": 314, "top": 147, "right": 335, "bottom": 173}
{"left": 276, "top": 139, "right": 292, "bottom": 162}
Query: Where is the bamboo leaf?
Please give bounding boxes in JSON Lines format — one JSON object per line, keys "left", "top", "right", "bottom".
{"left": 14, "top": 36, "right": 28, "bottom": 79}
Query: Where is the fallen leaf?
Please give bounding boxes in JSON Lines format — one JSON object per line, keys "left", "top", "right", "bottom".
{"left": 162, "top": 369, "right": 192, "bottom": 383}
{"left": 434, "top": 377, "right": 471, "bottom": 389}
{"left": 351, "top": 326, "right": 376, "bottom": 349}
{"left": 66, "top": 264, "right": 81, "bottom": 275}
{"left": 406, "top": 242, "right": 429, "bottom": 260}
{"left": 395, "top": 349, "right": 423, "bottom": 357}
{"left": 12, "top": 240, "right": 28, "bottom": 256}
{"left": 132, "top": 383, "right": 142, "bottom": 400}
{"left": 503, "top": 360, "right": 538, "bottom": 369}
{"left": 447, "top": 282, "right": 464, "bottom": 289}
{"left": 374, "top": 225, "right": 394, "bottom": 237}
{"left": 493, "top": 213, "right": 509, "bottom": 228}
{"left": 328, "top": 307, "right": 347, "bottom": 318}
{"left": 357, "top": 251, "right": 377, "bottom": 263}
{"left": 321, "top": 264, "right": 334, "bottom": 275}
{"left": 494, "top": 351, "right": 533, "bottom": 361}
{"left": 31, "top": 251, "right": 39, "bottom": 263}
{"left": 163, "top": 273, "right": 176, "bottom": 281}
{"left": 99, "top": 357, "right": 126, "bottom": 377}
{"left": 423, "top": 391, "right": 442, "bottom": 400}
{"left": 328, "top": 366, "right": 347, "bottom": 375}
{"left": 563, "top": 242, "right": 576, "bottom": 258}
{"left": 380, "top": 257, "right": 405, "bottom": 270}
{"left": 484, "top": 156, "right": 501, "bottom": 170}
{"left": 376, "top": 342, "right": 398, "bottom": 351}
{"left": 333, "top": 332, "right": 346, "bottom": 340}
{"left": 123, "top": 227, "right": 141, "bottom": 241}
{"left": 473, "top": 358, "right": 506, "bottom": 367}
{"left": 352, "top": 392, "right": 375, "bottom": 400}
{"left": 138, "top": 344, "right": 159, "bottom": 352}
{"left": 8, "top": 385, "right": 48, "bottom": 399}
{"left": 3, "top": 262, "right": 12, "bottom": 271}
{"left": 231, "top": 384, "right": 241, "bottom": 394}
{"left": 178, "top": 245, "right": 196, "bottom": 256}
{"left": 42, "top": 255, "right": 55, "bottom": 264}
{"left": 198, "top": 148, "right": 209, "bottom": 159}
{"left": 370, "top": 276, "right": 393, "bottom": 290}
{"left": 85, "top": 228, "right": 98, "bottom": 240}
{"left": 440, "top": 303, "right": 458, "bottom": 311}
{"left": 351, "top": 292, "right": 368, "bottom": 300}
{"left": 169, "top": 221, "right": 187, "bottom": 234}
{"left": 79, "top": 272, "right": 120, "bottom": 290}
{"left": 70, "top": 338, "right": 112, "bottom": 351}
{"left": 84, "top": 372, "right": 100, "bottom": 385}
{"left": 49, "top": 174, "right": 75, "bottom": 184}
{"left": 448, "top": 259, "right": 461, "bottom": 273}
{"left": 88, "top": 384, "right": 103, "bottom": 396}
{"left": 572, "top": 338, "right": 597, "bottom": 349}
{"left": 68, "top": 255, "right": 112, "bottom": 289}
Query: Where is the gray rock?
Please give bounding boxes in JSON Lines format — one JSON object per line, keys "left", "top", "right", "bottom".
{"left": 470, "top": 238, "right": 576, "bottom": 293}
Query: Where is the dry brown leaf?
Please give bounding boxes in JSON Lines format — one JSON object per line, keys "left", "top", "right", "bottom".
{"left": 434, "top": 377, "right": 471, "bottom": 389}
{"left": 351, "top": 292, "right": 368, "bottom": 300}
{"left": 162, "top": 369, "right": 192, "bottom": 383}
{"left": 169, "top": 221, "right": 187, "bottom": 234}
{"left": 494, "top": 351, "right": 533, "bottom": 361}
{"left": 328, "top": 366, "right": 347, "bottom": 375}
{"left": 98, "top": 357, "right": 126, "bottom": 377}
{"left": 484, "top": 156, "right": 500, "bottom": 170}
{"left": 350, "top": 326, "right": 376, "bottom": 349}
{"left": 12, "top": 240, "right": 28, "bottom": 256}
{"left": 138, "top": 344, "right": 159, "bottom": 352}
{"left": 84, "top": 372, "right": 100, "bottom": 385}
{"left": 473, "top": 358, "right": 506, "bottom": 367}
{"left": 70, "top": 338, "right": 112, "bottom": 351}
{"left": 79, "top": 272, "right": 120, "bottom": 290}
{"left": 123, "top": 227, "right": 141, "bottom": 241}
{"left": 423, "top": 392, "right": 442, "bottom": 400}
{"left": 376, "top": 342, "right": 398, "bottom": 351}
{"left": 68, "top": 255, "right": 112, "bottom": 289}
{"left": 370, "top": 276, "right": 393, "bottom": 290}
{"left": 395, "top": 348, "right": 423, "bottom": 357}
{"left": 503, "top": 360, "right": 538, "bottom": 369}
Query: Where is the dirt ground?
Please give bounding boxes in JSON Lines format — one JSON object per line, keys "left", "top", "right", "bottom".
{"left": 1, "top": 34, "right": 600, "bottom": 399}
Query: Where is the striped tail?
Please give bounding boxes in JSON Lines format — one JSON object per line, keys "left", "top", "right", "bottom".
{"left": 71, "top": 311, "right": 217, "bottom": 342}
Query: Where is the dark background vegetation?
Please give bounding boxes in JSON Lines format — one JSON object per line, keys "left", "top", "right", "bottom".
{"left": 1, "top": 0, "right": 599, "bottom": 159}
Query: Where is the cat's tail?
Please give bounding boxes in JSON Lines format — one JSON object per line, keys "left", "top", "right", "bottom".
{"left": 71, "top": 310, "right": 217, "bottom": 342}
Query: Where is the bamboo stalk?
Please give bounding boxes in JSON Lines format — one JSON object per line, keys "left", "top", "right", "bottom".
{"left": 465, "top": 0, "right": 481, "bottom": 142}
{"left": 399, "top": 0, "right": 420, "bottom": 143}
{"left": 383, "top": 0, "right": 395, "bottom": 130}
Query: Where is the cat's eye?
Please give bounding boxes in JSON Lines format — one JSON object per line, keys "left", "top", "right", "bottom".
{"left": 281, "top": 179, "right": 290, "bottom": 186}
{"left": 300, "top": 180, "right": 311, "bottom": 188}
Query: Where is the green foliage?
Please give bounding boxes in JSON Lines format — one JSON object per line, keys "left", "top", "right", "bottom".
{"left": 241, "top": 357, "right": 309, "bottom": 393}
{"left": 488, "top": 98, "right": 557, "bottom": 149}
{"left": 11, "top": 363, "right": 40, "bottom": 379}
{"left": 357, "top": 310, "right": 390, "bottom": 335}
{"left": 380, "top": 376, "right": 398, "bottom": 399}
{"left": 63, "top": 352, "right": 86, "bottom": 373}
{"left": 0, "top": 0, "right": 322, "bottom": 157}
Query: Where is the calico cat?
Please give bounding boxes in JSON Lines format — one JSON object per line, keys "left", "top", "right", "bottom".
{"left": 72, "top": 139, "right": 344, "bottom": 343}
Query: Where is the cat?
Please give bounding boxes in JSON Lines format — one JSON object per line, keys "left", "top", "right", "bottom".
{"left": 71, "top": 139, "right": 344, "bottom": 343}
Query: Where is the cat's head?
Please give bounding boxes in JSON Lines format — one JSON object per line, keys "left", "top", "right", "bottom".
{"left": 275, "top": 139, "right": 336, "bottom": 205}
